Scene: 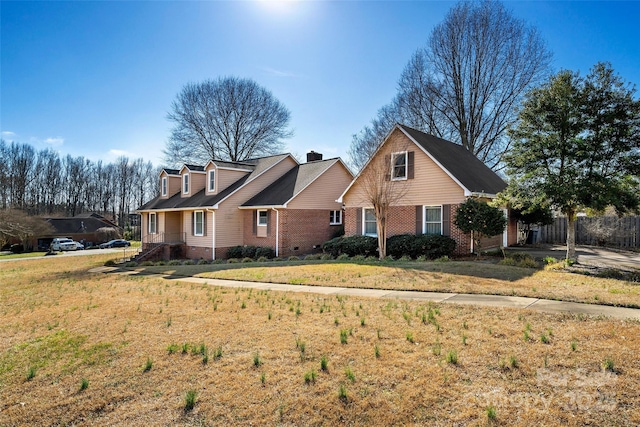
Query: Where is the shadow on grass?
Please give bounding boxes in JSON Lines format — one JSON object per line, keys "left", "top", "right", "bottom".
{"left": 118, "top": 258, "right": 539, "bottom": 284}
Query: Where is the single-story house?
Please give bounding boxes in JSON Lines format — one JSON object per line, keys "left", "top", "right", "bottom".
{"left": 137, "top": 151, "right": 354, "bottom": 260}
{"left": 338, "top": 124, "right": 517, "bottom": 255}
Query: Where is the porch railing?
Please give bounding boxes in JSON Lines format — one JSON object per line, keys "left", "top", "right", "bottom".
{"left": 142, "top": 232, "right": 186, "bottom": 246}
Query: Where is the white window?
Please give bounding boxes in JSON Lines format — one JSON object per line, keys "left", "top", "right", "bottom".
{"left": 363, "top": 208, "right": 377, "bottom": 236}
{"left": 424, "top": 206, "right": 442, "bottom": 235}
{"left": 257, "top": 210, "right": 268, "bottom": 226}
{"left": 161, "top": 177, "right": 167, "bottom": 196}
{"left": 194, "top": 211, "right": 204, "bottom": 236}
{"left": 183, "top": 174, "right": 189, "bottom": 194}
{"left": 148, "top": 213, "right": 157, "bottom": 234}
{"left": 391, "top": 151, "right": 407, "bottom": 180}
{"left": 208, "top": 170, "right": 215, "bottom": 192}
{"left": 330, "top": 210, "right": 342, "bottom": 225}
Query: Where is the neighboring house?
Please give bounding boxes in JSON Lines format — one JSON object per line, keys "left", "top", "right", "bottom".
{"left": 339, "top": 124, "right": 517, "bottom": 255}
{"left": 137, "top": 152, "right": 353, "bottom": 260}
{"left": 35, "top": 213, "right": 121, "bottom": 249}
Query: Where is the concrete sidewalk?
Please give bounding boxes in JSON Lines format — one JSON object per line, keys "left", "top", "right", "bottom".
{"left": 92, "top": 267, "right": 640, "bottom": 321}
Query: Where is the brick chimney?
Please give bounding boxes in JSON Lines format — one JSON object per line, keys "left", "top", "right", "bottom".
{"left": 306, "top": 151, "right": 323, "bottom": 162}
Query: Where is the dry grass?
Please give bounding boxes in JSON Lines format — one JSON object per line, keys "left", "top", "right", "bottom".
{"left": 1, "top": 255, "right": 640, "bottom": 426}
{"left": 135, "top": 259, "right": 640, "bottom": 308}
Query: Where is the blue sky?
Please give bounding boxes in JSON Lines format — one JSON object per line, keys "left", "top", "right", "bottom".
{"left": 2, "top": 1, "right": 639, "bottom": 166}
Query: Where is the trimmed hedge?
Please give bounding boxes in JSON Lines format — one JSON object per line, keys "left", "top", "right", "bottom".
{"left": 323, "top": 234, "right": 456, "bottom": 259}
{"left": 387, "top": 234, "right": 456, "bottom": 259}
{"left": 322, "top": 235, "right": 378, "bottom": 258}
{"left": 226, "top": 245, "right": 274, "bottom": 260}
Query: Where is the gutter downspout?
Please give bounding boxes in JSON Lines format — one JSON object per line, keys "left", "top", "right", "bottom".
{"left": 272, "top": 208, "right": 279, "bottom": 257}
{"left": 206, "top": 209, "right": 215, "bottom": 260}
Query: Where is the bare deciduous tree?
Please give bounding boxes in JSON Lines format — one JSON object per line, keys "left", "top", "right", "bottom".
{"left": 350, "top": 0, "right": 551, "bottom": 171}
{"left": 357, "top": 141, "right": 411, "bottom": 259}
{"left": 165, "top": 77, "right": 293, "bottom": 165}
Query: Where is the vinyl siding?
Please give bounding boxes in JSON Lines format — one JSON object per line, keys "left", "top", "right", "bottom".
{"left": 287, "top": 162, "right": 353, "bottom": 210}
{"left": 160, "top": 171, "right": 181, "bottom": 199}
{"left": 343, "top": 130, "right": 466, "bottom": 208}
{"left": 215, "top": 156, "right": 297, "bottom": 248}
{"left": 183, "top": 209, "right": 213, "bottom": 247}
{"left": 217, "top": 169, "right": 251, "bottom": 193}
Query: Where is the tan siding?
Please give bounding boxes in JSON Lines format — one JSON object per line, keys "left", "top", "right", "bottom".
{"left": 218, "top": 169, "right": 251, "bottom": 193}
{"left": 183, "top": 209, "right": 214, "bottom": 248}
{"left": 287, "top": 162, "right": 353, "bottom": 210}
{"left": 158, "top": 212, "right": 166, "bottom": 234}
{"left": 343, "top": 129, "right": 466, "bottom": 208}
{"left": 159, "top": 171, "right": 181, "bottom": 198}
{"left": 191, "top": 172, "right": 206, "bottom": 195}
{"left": 215, "top": 157, "right": 297, "bottom": 248}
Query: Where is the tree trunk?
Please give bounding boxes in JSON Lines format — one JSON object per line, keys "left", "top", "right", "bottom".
{"left": 566, "top": 210, "right": 576, "bottom": 261}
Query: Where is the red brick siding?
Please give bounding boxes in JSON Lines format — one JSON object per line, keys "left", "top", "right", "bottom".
{"left": 344, "top": 204, "right": 473, "bottom": 256}
{"left": 279, "top": 209, "right": 342, "bottom": 258}
{"left": 184, "top": 245, "right": 213, "bottom": 260}
{"left": 243, "top": 210, "right": 277, "bottom": 250}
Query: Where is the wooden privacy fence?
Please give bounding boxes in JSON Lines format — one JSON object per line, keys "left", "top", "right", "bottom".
{"left": 539, "top": 216, "right": 640, "bottom": 249}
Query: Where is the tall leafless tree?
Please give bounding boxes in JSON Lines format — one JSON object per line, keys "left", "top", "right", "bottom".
{"left": 165, "top": 76, "right": 293, "bottom": 165}
{"left": 350, "top": 0, "right": 551, "bottom": 171}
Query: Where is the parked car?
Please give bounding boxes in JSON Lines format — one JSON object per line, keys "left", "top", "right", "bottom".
{"left": 99, "top": 239, "right": 131, "bottom": 249}
{"left": 73, "top": 241, "right": 85, "bottom": 250}
{"left": 51, "top": 238, "right": 77, "bottom": 251}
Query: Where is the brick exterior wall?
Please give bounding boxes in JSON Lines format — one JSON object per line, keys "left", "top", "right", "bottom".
{"left": 344, "top": 204, "right": 474, "bottom": 256}
{"left": 242, "top": 209, "right": 342, "bottom": 258}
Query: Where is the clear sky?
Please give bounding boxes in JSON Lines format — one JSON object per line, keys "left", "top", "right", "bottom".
{"left": 2, "top": 1, "right": 639, "bottom": 166}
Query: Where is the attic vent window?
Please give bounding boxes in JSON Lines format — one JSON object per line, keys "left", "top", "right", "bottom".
{"left": 162, "top": 177, "right": 167, "bottom": 196}
{"left": 391, "top": 152, "right": 407, "bottom": 180}
{"left": 208, "top": 170, "right": 215, "bottom": 192}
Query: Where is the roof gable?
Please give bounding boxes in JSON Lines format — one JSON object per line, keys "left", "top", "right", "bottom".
{"left": 398, "top": 125, "right": 506, "bottom": 196}
{"left": 241, "top": 158, "right": 346, "bottom": 208}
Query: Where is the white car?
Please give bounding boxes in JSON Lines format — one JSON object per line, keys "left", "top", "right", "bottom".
{"left": 51, "top": 238, "right": 77, "bottom": 251}
{"left": 73, "top": 241, "right": 85, "bottom": 250}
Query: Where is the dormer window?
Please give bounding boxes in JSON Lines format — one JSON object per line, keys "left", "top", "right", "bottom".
{"left": 183, "top": 174, "right": 189, "bottom": 194}
{"left": 391, "top": 152, "right": 407, "bottom": 180}
{"left": 208, "top": 170, "right": 215, "bottom": 192}
{"left": 161, "top": 177, "right": 167, "bottom": 196}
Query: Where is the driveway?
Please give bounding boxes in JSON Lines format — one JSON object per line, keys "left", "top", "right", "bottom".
{"left": 509, "top": 245, "right": 640, "bottom": 271}
{"left": 0, "top": 248, "right": 139, "bottom": 263}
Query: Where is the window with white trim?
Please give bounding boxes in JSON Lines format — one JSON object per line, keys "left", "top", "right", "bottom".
{"left": 208, "top": 170, "right": 215, "bottom": 192}
{"left": 161, "top": 177, "right": 167, "bottom": 196}
{"left": 257, "top": 210, "right": 268, "bottom": 226}
{"left": 183, "top": 174, "right": 189, "bottom": 194}
{"left": 194, "top": 211, "right": 204, "bottom": 236}
{"left": 391, "top": 151, "right": 408, "bottom": 180}
{"left": 329, "top": 210, "right": 342, "bottom": 225}
{"left": 364, "top": 208, "right": 377, "bottom": 236}
{"left": 148, "top": 213, "right": 157, "bottom": 234}
{"left": 424, "top": 206, "right": 442, "bottom": 235}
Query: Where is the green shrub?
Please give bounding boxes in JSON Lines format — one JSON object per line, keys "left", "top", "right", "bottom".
{"left": 127, "top": 261, "right": 141, "bottom": 267}
{"left": 242, "top": 245, "right": 258, "bottom": 259}
{"left": 197, "top": 258, "right": 210, "bottom": 265}
{"left": 336, "top": 254, "right": 350, "bottom": 261}
{"left": 322, "top": 235, "right": 378, "bottom": 257}
{"left": 213, "top": 259, "right": 225, "bottom": 264}
{"left": 499, "top": 258, "right": 517, "bottom": 266}
{"left": 104, "top": 260, "right": 116, "bottom": 267}
{"left": 288, "top": 256, "right": 301, "bottom": 261}
{"left": 255, "top": 246, "right": 275, "bottom": 259}
{"left": 304, "top": 254, "right": 323, "bottom": 260}
{"left": 182, "top": 259, "right": 195, "bottom": 265}
{"left": 241, "top": 257, "right": 254, "bottom": 263}
{"left": 257, "top": 256, "right": 269, "bottom": 262}
{"left": 155, "top": 260, "right": 167, "bottom": 266}
{"left": 227, "top": 258, "right": 239, "bottom": 264}
{"left": 352, "top": 255, "right": 366, "bottom": 262}
{"left": 168, "top": 260, "right": 182, "bottom": 266}
{"left": 386, "top": 234, "right": 456, "bottom": 259}
{"left": 320, "top": 254, "right": 333, "bottom": 260}
{"left": 398, "top": 255, "right": 412, "bottom": 262}
{"left": 226, "top": 246, "right": 244, "bottom": 259}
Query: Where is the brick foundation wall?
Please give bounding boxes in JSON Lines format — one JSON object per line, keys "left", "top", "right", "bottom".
{"left": 184, "top": 245, "right": 213, "bottom": 260}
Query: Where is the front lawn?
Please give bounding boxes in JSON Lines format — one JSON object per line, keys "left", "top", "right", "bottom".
{"left": 129, "top": 258, "right": 640, "bottom": 308}
{"left": 0, "top": 254, "right": 639, "bottom": 425}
